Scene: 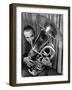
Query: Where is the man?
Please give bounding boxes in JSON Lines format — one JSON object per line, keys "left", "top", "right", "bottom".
{"left": 22, "top": 23, "right": 57, "bottom": 77}
{"left": 22, "top": 25, "right": 35, "bottom": 77}
{"left": 22, "top": 25, "right": 48, "bottom": 77}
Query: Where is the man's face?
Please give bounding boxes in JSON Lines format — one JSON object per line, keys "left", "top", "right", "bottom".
{"left": 24, "top": 30, "right": 34, "bottom": 44}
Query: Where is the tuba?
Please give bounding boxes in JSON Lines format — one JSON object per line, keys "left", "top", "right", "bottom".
{"left": 28, "top": 25, "right": 56, "bottom": 76}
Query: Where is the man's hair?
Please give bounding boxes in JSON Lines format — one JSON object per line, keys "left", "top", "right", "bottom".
{"left": 23, "top": 25, "right": 35, "bottom": 35}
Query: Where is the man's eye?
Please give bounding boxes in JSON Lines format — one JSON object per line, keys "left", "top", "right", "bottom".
{"left": 26, "top": 37, "right": 29, "bottom": 39}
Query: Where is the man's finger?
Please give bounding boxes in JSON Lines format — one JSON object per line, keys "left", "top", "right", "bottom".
{"left": 29, "top": 60, "right": 34, "bottom": 63}
{"left": 27, "top": 62, "right": 34, "bottom": 67}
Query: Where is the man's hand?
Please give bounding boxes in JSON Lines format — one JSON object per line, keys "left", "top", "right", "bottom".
{"left": 23, "top": 57, "right": 34, "bottom": 67}
{"left": 41, "top": 57, "right": 52, "bottom": 66}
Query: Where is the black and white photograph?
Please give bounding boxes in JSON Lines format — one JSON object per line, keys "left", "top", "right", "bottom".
{"left": 21, "top": 13, "right": 63, "bottom": 77}
{"left": 9, "top": 4, "right": 70, "bottom": 86}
